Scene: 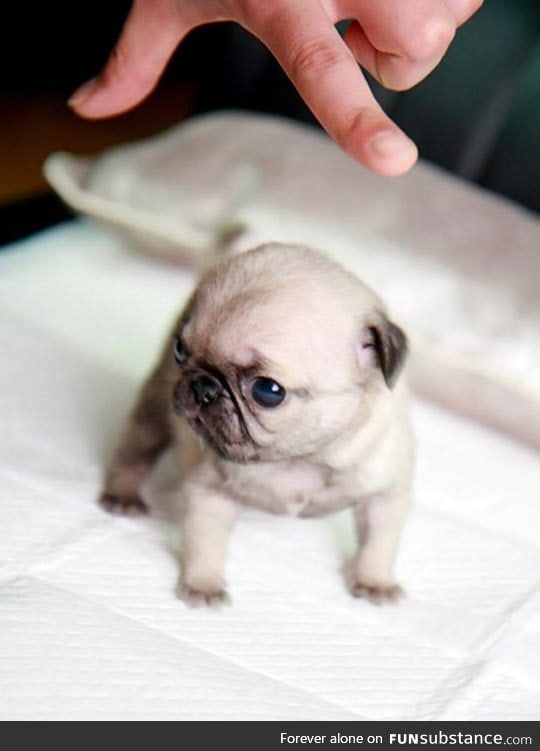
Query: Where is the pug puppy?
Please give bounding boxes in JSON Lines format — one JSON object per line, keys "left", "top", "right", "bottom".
{"left": 100, "top": 243, "right": 414, "bottom": 606}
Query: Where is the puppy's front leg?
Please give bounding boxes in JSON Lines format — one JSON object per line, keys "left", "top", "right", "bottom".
{"left": 350, "top": 486, "right": 411, "bottom": 605}
{"left": 178, "top": 482, "right": 239, "bottom": 608}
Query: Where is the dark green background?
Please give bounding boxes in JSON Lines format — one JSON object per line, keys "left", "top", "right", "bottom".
{"left": 2, "top": 0, "right": 539, "bottom": 214}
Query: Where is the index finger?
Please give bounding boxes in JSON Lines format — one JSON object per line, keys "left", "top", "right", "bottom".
{"left": 250, "top": 0, "right": 418, "bottom": 176}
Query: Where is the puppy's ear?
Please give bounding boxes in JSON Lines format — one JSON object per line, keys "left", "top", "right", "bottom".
{"left": 360, "top": 312, "right": 408, "bottom": 389}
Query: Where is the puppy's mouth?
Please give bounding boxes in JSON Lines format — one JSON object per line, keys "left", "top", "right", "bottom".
{"left": 187, "top": 414, "right": 260, "bottom": 464}
{"left": 173, "top": 374, "right": 260, "bottom": 463}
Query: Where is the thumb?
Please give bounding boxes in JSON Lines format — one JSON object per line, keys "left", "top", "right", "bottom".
{"left": 69, "top": 0, "right": 192, "bottom": 118}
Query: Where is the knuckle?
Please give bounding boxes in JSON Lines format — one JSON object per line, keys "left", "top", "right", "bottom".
{"left": 401, "top": 13, "right": 456, "bottom": 62}
{"left": 287, "top": 36, "right": 348, "bottom": 80}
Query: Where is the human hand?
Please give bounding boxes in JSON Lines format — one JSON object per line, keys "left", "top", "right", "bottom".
{"left": 69, "top": 0, "right": 482, "bottom": 176}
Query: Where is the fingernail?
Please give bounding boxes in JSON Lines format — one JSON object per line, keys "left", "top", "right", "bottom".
{"left": 67, "top": 77, "right": 98, "bottom": 108}
{"left": 370, "top": 130, "right": 416, "bottom": 159}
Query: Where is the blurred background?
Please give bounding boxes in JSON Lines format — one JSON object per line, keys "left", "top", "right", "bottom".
{"left": 1, "top": 0, "right": 539, "bottom": 246}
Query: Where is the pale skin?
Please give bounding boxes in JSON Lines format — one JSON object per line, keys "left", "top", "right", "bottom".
{"left": 69, "top": 0, "right": 483, "bottom": 177}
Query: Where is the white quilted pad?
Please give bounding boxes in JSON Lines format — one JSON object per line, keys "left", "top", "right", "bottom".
{"left": 1, "top": 222, "right": 539, "bottom": 721}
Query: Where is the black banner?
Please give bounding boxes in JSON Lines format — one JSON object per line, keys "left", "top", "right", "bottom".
{"left": 11, "top": 721, "right": 538, "bottom": 746}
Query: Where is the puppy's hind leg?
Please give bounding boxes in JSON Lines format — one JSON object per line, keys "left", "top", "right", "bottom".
{"left": 99, "top": 374, "right": 172, "bottom": 516}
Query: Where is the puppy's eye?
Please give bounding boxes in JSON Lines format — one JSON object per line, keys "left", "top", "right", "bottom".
{"left": 173, "top": 337, "right": 188, "bottom": 365}
{"left": 251, "top": 377, "right": 286, "bottom": 408}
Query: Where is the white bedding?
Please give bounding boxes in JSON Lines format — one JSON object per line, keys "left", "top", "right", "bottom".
{"left": 1, "top": 221, "right": 539, "bottom": 721}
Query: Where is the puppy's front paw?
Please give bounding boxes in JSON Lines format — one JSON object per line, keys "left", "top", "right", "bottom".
{"left": 350, "top": 581, "right": 403, "bottom": 605}
{"left": 98, "top": 492, "right": 149, "bottom": 517}
{"left": 176, "top": 579, "right": 230, "bottom": 609}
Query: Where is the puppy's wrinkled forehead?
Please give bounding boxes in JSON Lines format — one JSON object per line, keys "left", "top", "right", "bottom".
{"left": 182, "top": 286, "right": 269, "bottom": 366}
{"left": 181, "top": 243, "right": 380, "bottom": 371}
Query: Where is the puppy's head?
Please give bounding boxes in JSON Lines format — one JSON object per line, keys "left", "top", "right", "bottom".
{"left": 172, "top": 243, "right": 407, "bottom": 463}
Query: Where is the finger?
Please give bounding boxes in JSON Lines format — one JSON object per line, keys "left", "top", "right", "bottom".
{"left": 69, "top": 0, "right": 193, "bottom": 118}
{"left": 339, "top": 0, "right": 456, "bottom": 91}
{"left": 344, "top": 20, "right": 448, "bottom": 92}
{"left": 252, "top": 0, "right": 417, "bottom": 176}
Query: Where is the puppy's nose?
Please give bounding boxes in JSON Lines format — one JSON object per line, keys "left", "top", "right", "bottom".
{"left": 191, "top": 375, "right": 222, "bottom": 406}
